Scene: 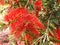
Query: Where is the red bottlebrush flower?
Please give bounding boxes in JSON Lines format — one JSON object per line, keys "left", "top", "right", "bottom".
{"left": 56, "top": 28, "right": 60, "bottom": 40}
{"left": 4, "top": 7, "right": 45, "bottom": 40}
{"left": 26, "top": 14, "right": 45, "bottom": 30}
{"left": 0, "top": 0, "right": 4, "bottom": 5}
{"left": 34, "top": 0, "right": 42, "bottom": 16}
{"left": 55, "top": 28, "right": 60, "bottom": 45}
{"left": 27, "top": 23, "right": 40, "bottom": 37}
{"left": 34, "top": 0, "right": 42, "bottom": 11}
{"left": 25, "top": 33, "right": 33, "bottom": 42}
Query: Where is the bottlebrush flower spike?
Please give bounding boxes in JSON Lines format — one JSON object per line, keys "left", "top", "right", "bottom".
{"left": 4, "top": 7, "right": 45, "bottom": 39}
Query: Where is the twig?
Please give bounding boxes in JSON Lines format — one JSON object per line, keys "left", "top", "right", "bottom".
{"left": 25, "top": 0, "right": 29, "bottom": 8}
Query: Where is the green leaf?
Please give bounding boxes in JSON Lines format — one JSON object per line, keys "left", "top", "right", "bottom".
{"left": 49, "top": 36, "right": 60, "bottom": 43}
{"left": 27, "top": 3, "right": 34, "bottom": 11}
{"left": 0, "top": 23, "right": 5, "bottom": 28}
{"left": 39, "top": 38, "right": 43, "bottom": 45}
{"left": 49, "top": 23, "right": 56, "bottom": 29}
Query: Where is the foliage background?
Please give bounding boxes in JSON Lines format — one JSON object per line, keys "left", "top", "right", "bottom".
{"left": 0, "top": 0, "right": 60, "bottom": 45}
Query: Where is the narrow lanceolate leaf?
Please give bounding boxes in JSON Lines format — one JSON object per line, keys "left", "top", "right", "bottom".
{"left": 27, "top": 23, "right": 40, "bottom": 37}
{"left": 26, "top": 14, "right": 45, "bottom": 30}
{"left": 39, "top": 38, "right": 43, "bottom": 45}
{"left": 49, "top": 36, "right": 60, "bottom": 43}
